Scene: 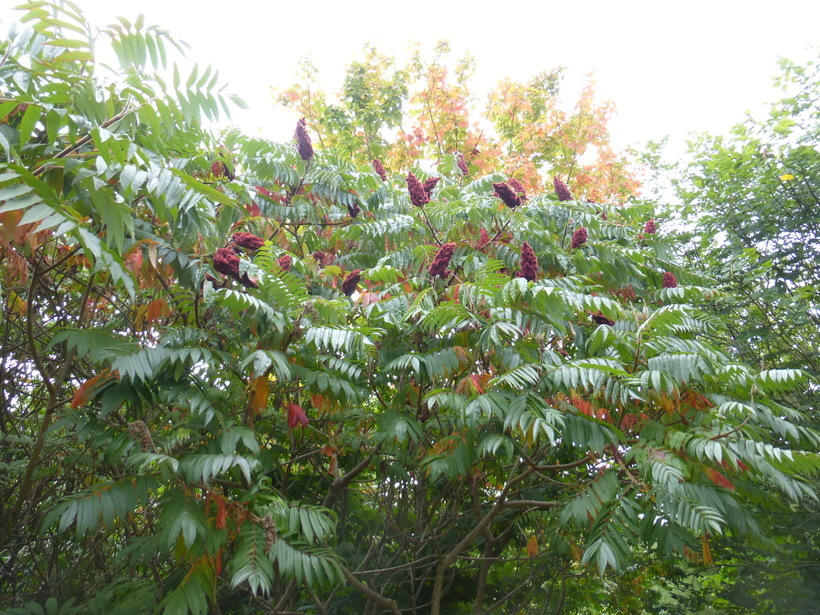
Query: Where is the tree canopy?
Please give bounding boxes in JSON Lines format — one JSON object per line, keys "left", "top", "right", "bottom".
{"left": 0, "top": 3, "right": 817, "bottom": 614}
{"left": 276, "top": 41, "right": 640, "bottom": 203}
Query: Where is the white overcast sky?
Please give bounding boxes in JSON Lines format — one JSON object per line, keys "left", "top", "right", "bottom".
{"left": 1, "top": 0, "right": 818, "bottom": 156}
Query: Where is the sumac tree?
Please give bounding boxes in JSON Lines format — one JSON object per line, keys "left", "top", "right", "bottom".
{"left": 0, "top": 3, "right": 817, "bottom": 615}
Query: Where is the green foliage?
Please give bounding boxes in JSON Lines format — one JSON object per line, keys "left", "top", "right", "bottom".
{"left": 1, "top": 5, "right": 817, "bottom": 615}
{"left": 662, "top": 52, "right": 820, "bottom": 615}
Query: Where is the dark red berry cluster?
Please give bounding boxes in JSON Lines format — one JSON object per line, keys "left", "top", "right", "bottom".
{"left": 553, "top": 176, "right": 573, "bottom": 201}
{"left": 295, "top": 118, "right": 314, "bottom": 161}
{"left": 493, "top": 182, "right": 522, "bottom": 209}
{"left": 520, "top": 241, "right": 538, "bottom": 281}
{"left": 406, "top": 172, "right": 430, "bottom": 207}
{"left": 429, "top": 243, "right": 455, "bottom": 278}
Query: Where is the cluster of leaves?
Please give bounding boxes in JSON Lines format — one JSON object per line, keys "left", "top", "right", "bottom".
{"left": 276, "top": 41, "right": 640, "bottom": 202}
{"left": 0, "top": 3, "right": 817, "bottom": 614}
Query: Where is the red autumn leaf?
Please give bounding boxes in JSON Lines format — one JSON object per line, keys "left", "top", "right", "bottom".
{"left": 244, "top": 202, "right": 261, "bottom": 217}
{"left": 215, "top": 496, "right": 228, "bottom": 529}
{"left": 704, "top": 467, "right": 735, "bottom": 490}
{"left": 621, "top": 414, "right": 639, "bottom": 430}
{"left": 455, "top": 374, "right": 485, "bottom": 396}
{"left": 124, "top": 250, "right": 143, "bottom": 277}
{"left": 359, "top": 291, "right": 381, "bottom": 306}
{"left": 287, "top": 403, "right": 309, "bottom": 428}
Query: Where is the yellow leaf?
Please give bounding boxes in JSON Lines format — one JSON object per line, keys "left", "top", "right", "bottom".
{"left": 526, "top": 534, "right": 539, "bottom": 557}
{"left": 133, "top": 304, "right": 148, "bottom": 332}
{"left": 8, "top": 291, "right": 27, "bottom": 317}
{"left": 248, "top": 376, "right": 269, "bottom": 415}
{"left": 780, "top": 174, "right": 795, "bottom": 181}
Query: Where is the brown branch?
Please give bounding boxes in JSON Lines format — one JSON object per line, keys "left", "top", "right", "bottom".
{"left": 339, "top": 563, "right": 401, "bottom": 615}
{"left": 1, "top": 263, "right": 96, "bottom": 548}
{"left": 273, "top": 581, "right": 299, "bottom": 613}
{"left": 430, "top": 460, "right": 535, "bottom": 615}
{"left": 710, "top": 415, "right": 751, "bottom": 441}
{"left": 520, "top": 452, "right": 592, "bottom": 472}
{"left": 322, "top": 444, "right": 380, "bottom": 509}
{"left": 501, "top": 499, "right": 559, "bottom": 509}
{"left": 25, "top": 260, "right": 54, "bottom": 396}
{"left": 39, "top": 245, "right": 80, "bottom": 275}
{"left": 423, "top": 93, "right": 444, "bottom": 160}
{"left": 31, "top": 100, "right": 150, "bottom": 177}
{"left": 473, "top": 536, "right": 495, "bottom": 615}
{"left": 553, "top": 573, "right": 567, "bottom": 615}
{"left": 419, "top": 207, "right": 443, "bottom": 247}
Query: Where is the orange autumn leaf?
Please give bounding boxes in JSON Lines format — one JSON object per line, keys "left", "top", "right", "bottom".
{"left": 248, "top": 376, "right": 269, "bottom": 415}
{"left": 683, "top": 545, "right": 699, "bottom": 564}
{"left": 72, "top": 371, "right": 112, "bottom": 409}
{"left": 571, "top": 395, "right": 594, "bottom": 417}
{"left": 659, "top": 391, "right": 677, "bottom": 415}
{"left": 701, "top": 534, "right": 713, "bottom": 566}
{"left": 683, "top": 389, "right": 713, "bottom": 410}
{"left": 311, "top": 394, "right": 340, "bottom": 416}
{"left": 134, "top": 298, "right": 168, "bottom": 331}
{"left": 526, "top": 534, "right": 539, "bottom": 557}
{"left": 133, "top": 305, "right": 148, "bottom": 332}
{"left": 312, "top": 394, "right": 329, "bottom": 413}
{"left": 214, "top": 549, "right": 223, "bottom": 576}
{"left": 455, "top": 375, "right": 485, "bottom": 396}
{"left": 145, "top": 298, "right": 168, "bottom": 323}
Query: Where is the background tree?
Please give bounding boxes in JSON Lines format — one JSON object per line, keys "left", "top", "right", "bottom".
{"left": 277, "top": 42, "right": 639, "bottom": 201}
{"left": 1, "top": 3, "right": 817, "bottom": 615}
{"left": 658, "top": 53, "right": 820, "bottom": 614}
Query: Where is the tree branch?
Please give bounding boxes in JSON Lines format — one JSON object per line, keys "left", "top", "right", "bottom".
{"left": 339, "top": 563, "right": 401, "bottom": 615}
{"left": 31, "top": 99, "right": 149, "bottom": 177}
